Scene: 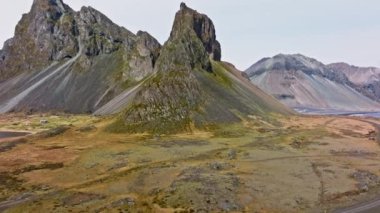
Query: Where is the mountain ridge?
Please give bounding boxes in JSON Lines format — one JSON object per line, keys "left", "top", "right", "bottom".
{"left": 106, "top": 3, "right": 293, "bottom": 134}
{"left": 0, "top": 0, "right": 293, "bottom": 134}
{"left": 0, "top": 0, "right": 161, "bottom": 113}
{"left": 245, "top": 54, "right": 380, "bottom": 112}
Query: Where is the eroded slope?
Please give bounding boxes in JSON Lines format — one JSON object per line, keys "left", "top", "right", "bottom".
{"left": 246, "top": 54, "right": 380, "bottom": 112}
{"left": 0, "top": 0, "right": 161, "bottom": 114}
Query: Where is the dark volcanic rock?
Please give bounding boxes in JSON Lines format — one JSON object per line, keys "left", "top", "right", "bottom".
{"left": 0, "top": 0, "right": 161, "bottom": 113}
{"left": 0, "top": 0, "right": 78, "bottom": 80}
{"left": 358, "top": 81, "right": 380, "bottom": 103}
{"left": 172, "top": 3, "right": 221, "bottom": 61}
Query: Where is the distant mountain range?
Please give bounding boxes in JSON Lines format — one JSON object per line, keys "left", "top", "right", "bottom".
{"left": 0, "top": 0, "right": 292, "bottom": 133}
{"left": 1, "top": 0, "right": 378, "bottom": 133}
{"left": 327, "top": 63, "right": 380, "bottom": 103}
{"left": 245, "top": 54, "right": 380, "bottom": 112}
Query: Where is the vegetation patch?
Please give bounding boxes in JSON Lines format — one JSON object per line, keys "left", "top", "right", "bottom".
{"left": 13, "top": 163, "right": 64, "bottom": 175}
{"left": 77, "top": 125, "right": 97, "bottom": 132}
{"left": 144, "top": 139, "right": 209, "bottom": 148}
{"left": 154, "top": 167, "right": 241, "bottom": 212}
{"left": 0, "top": 138, "right": 27, "bottom": 153}
{"left": 0, "top": 172, "right": 25, "bottom": 202}
{"left": 209, "top": 61, "right": 232, "bottom": 87}
{"left": 211, "top": 124, "right": 250, "bottom": 138}
{"left": 108, "top": 70, "right": 204, "bottom": 134}
{"left": 36, "top": 126, "right": 70, "bottom": 138}
{"left": 62, "top": 192, "right": 106, "bottom": 206}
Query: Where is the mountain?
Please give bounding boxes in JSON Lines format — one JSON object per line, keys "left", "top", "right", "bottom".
{"left": 0, "top": 1, "right": 292, "bottom": 133}
{"left": 245, "top": 54, "right": 380, "bottom": 112}
{"left": 327, "top": 63, "right": 380, "bottom": 103}
{"left": 107, "top": 3, "right": 293, "bottom": 134}
{"left": 0, "top": 0, "right": 161, "bottom": 113}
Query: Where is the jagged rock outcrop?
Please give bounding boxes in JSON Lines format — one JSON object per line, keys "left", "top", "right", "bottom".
{"left": 245, "top": 54, "right": 380, "bottom": 112}
{"left": 0, "top": 0, "right": 161, "bottom": 113}
{"left": 0, "top": 1, "right": 292, "bottom": 129}
{"left": 110, "top": 3, "right": 292, "bottom": 134}
{"left": 120, "top": 3, "right": 216, "bottom": 133}
{"left": 0, "top": 0, "right": 78, "bottom": 80}
{"left": 172, "top": 3, "right": 221, "bottom": 61}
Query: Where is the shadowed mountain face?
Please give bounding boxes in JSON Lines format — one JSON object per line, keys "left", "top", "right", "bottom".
{"left": 245, "top": 54, "right": 380, "bottom": 112}
{"left": 0, "top": 0, "right": 161, "bottom": 113}
{"left": 108, "top": 3, "right": 293, "bottom": 134}
{"left": 0, "top": 1, "right": 292, "bottom": 133}
{"left": 327, "top": 63, "right": 380, "bottom": 103}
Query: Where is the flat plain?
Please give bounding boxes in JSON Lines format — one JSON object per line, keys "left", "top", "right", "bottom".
{"left": 0, "top": 113, "right": 379, "bottom": 212}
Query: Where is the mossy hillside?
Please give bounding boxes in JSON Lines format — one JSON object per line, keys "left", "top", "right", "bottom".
{"left": 108, "top": 23, "right": 213, "bottom": 134}
{"left": 155, "top": 28, "right": 211, "bottom": 73}
{"left": 108, "top": 3, "right": 291, "bottom": 134}
{"left": 107, "top": 52, "right": 281, "bottom": 134}
{"left": 110, "top": 70, "right": 203, "bottom": 134}
{"left": 209, "top": 61, "right": 232, "bottom": 88}
{"left": 191, "top": 60, "right": 293, "bottom": 130}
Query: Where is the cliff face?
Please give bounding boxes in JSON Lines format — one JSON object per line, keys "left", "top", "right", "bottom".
{"left": 0, "top": 0, "right": 78, "bottom": 80}
{"left": 171, "top": 3, "right": 221, "bottom": 61}
{"left": 0, "top": 0, "right": 161, "bottom": 113}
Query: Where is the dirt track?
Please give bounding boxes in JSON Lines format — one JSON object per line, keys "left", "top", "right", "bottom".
{"left": 335, "top": 197, "right": 380, "bottom": 213}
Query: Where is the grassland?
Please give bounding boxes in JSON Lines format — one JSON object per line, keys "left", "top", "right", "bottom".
{"left": 0, "top": 113, "right": 380, "bottom": 212}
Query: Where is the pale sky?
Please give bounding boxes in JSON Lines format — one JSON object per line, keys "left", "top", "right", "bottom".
{"left": 1, "top": 0, "right": 380, "bottom": 70}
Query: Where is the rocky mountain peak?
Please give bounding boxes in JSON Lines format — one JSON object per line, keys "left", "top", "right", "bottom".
{"left": 111, "top": 1, "right": 293, "bottom": 133}
{"left": 119, "top": 3, "right": 227, "bottom": 133}
{"left": 78, "top": 6, "right": 114, "bottom": 26}
{"left": 170, "top": 3, "right": 221, "bottom": 61}
{"left": 180, "top": 2, "right": 188, "bottom": 10}
{"left": 0, "top": 0, "right": 78, "bottom": 80}
{"left": 31, "top": 0, "right": 69, "bottom": 18}
{"left": 0, "top": 0, "right": 162, "bottom": 113}
{"left": 0, "top": 0, "right": 163, "bottom": 82}
{"left": 32, "top": 0, "right": 65, "bottom": 8}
